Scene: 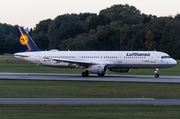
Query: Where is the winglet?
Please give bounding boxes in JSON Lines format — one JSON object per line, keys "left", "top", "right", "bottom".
{"left": 17, "top": 27, "right": 41, "bottom": 52}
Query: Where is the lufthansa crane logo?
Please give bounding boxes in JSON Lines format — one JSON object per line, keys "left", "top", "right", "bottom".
{"left": 20, "top": 34, "right": 29, "bottom": 45}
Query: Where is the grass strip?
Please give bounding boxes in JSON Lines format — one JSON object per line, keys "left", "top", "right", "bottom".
{"left": 0, "top": 80, "right": 180, "bottom": 99}
{"left": 0, "top": 105, "right": 180, "bottom": 119}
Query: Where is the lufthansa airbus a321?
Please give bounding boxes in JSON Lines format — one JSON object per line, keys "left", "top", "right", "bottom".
{"left": 14, "top": 27, "right": 177, "bottom": 78}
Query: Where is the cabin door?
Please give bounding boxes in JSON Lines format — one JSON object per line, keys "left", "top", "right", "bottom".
{"left": 77, "top": 54, "right": 82, "bottom": 61}
{"left": 151, "top": 53, "right": 156, "bottom": 63}
{"left": 36, "top": 53, "right": 41, "bottom": 63}
{"left": 117, "top": 54, "right": 122, "bottom": 63}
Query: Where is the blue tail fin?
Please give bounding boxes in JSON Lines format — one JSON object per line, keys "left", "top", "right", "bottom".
{"left": 17, "top": 27, "right": 41, "bottom": 52}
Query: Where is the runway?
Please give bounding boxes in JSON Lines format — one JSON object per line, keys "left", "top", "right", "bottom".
{"left": 0, "top": 72, "right": 180, "bottom": 83}
{"left": 0, "top": 98, "right": 180, "bottom": 105}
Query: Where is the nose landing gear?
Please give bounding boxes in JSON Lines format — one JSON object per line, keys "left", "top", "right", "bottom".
{"left": 154, "top": 68, "right": 159, "bottom": 78}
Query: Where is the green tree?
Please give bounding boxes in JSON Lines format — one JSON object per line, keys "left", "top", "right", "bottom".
{"left": 160, "top": 15, "right": 180, "bottom": 59}
{"left": 47, "top": 14, "right": 85, "bottom": 50}
{"left": 0, "top": 24, "right": 19, "bottom": 54}
{"left": 31, "top": 19, "right": 52, "bottom": 50}
{"left": 145, "top": 30, "right": 156, "bottom": 50}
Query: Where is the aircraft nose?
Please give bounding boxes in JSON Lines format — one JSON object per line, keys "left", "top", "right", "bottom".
{"left": 171, "top": 59, "right": 177, "bottom": 67}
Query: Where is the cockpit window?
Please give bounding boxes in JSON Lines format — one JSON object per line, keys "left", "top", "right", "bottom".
{"left": 161, "top": 56, "right": 171, "bottom": 59}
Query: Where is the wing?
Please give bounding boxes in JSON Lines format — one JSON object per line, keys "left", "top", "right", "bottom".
{"left": 14, "top": 54, "right": 29, "bottom": 58}
{"left": 49, "top": 58, "right": 112, "bottom": 67}
{"left": 52, "top": 58, "right": 94, "bottom": 65}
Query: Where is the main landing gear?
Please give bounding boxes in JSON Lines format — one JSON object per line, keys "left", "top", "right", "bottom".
{"left": 82, "top": 70, "right": 89, "bottom": 77}
{"left": 82, "top": 71, "right": 105, "bottom": 77}
{"left": 154, "top": 68, "right": 159, "bottom": 78}
{"left": 98, "top": 73, "right": 105, "bottom": 76}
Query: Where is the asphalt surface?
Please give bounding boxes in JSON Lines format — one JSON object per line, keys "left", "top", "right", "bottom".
{"left": 0, "top": 98, "right": 179, "bottom": 105}
{"left": 0, "top": 73, "right": 180, "bottom": 83}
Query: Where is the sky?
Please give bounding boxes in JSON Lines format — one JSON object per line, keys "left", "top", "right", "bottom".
{"left": 0, "top": 0, "right": 180, "bottom": 29}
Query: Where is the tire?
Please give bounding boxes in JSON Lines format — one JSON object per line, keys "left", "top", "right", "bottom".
{"left": 155, "top": 74, "right": 159, "bottom": 78}
{"left": 82, "top": 72, "right": 86, "bottom": 77}
{"left": 85, "top": 71, "right": 89, "bottom": 77}
{"left": 98, "top": 73, "right": 104, "bottom": 76}
{"left": 82, "top": 71, "right": 89, "bottom": 77}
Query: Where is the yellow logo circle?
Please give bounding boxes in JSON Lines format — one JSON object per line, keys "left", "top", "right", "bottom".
{"left": 20, "top": 34, "right": 29, "bottom": 45}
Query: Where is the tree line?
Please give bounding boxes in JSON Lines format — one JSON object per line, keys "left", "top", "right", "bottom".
{"left": 1, "top": 4, "right": 180, "bottom": 59}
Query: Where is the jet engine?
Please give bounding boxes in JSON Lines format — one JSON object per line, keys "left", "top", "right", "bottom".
{"left": 87, "top": 65, "right": 107, "bottom": 74}
{"left": 109, "top": 68, "right": 131, "bottom": 73}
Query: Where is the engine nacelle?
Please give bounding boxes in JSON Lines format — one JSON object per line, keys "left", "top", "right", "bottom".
{"left": 109, "top": 68, "right": 131, "bottom": 73}
{"left": 87, "top": 65, "right": 107, "bottom": 74}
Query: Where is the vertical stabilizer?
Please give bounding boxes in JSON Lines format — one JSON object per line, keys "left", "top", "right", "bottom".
{"left": 17, "top": 27, "right": 41, "bottom": 52}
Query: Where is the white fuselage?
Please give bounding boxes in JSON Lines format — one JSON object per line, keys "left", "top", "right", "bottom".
{"left": 14, "top": 50, "right": 177, "bottom": 70}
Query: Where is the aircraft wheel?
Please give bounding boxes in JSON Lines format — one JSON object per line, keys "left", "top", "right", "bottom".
{"left": 155, "top": 74, "right": 159, "bottom": 78}
{"left": 82, "top": 71, "right": 89, "bottom": 77}
{"left": 98, "top": 73, "right": 104, "bottom": 77}
{"left": 82, "top": 72, "right": 86, "bottom": 77}
{"left": 85, "top": 71, "right": 89, "bottom": 77}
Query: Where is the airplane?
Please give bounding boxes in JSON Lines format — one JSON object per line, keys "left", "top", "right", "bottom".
{"left": 14, "top": 27, "right": 177, "bottom": 78}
